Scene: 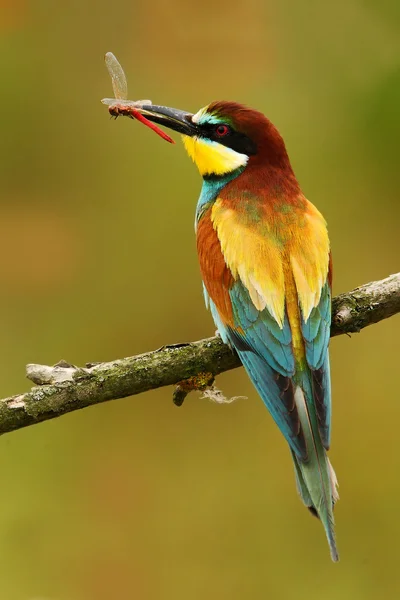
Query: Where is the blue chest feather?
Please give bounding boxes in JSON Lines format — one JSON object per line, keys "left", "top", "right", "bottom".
{"left": 195, "top": 169, "right": 244, "bottom": 227}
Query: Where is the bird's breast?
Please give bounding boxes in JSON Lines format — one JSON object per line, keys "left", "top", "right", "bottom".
{"left": 196, "top": 207, "right": 234, "bottom": 325}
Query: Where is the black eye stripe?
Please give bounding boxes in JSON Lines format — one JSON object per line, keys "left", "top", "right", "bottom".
{"left": 198, "top": 122, "right": 257, "bottom": 156}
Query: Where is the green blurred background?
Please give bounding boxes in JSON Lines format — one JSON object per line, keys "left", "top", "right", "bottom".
{"left": 0, "top": 0, "right": 400, "bottom": 598}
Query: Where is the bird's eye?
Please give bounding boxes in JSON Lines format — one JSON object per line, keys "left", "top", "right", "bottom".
{"left": 215, "top": 124, "right": 230, "bottom": 137}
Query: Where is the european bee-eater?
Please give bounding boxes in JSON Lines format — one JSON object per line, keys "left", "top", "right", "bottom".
{"left": 136, "top": 101, "right": 339, "bottom": 561}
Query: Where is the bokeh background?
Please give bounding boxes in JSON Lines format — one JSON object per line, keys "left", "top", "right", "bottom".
{"left": 1, "top": 0, "right": 400, "bottom": 598}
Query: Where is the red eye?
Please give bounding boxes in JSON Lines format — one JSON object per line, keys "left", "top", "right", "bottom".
{"left": 215, "top": 124, "right": 230, "bottom": 137}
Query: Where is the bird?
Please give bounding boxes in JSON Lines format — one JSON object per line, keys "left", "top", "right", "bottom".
{"left": 136, "top": 100, "right": 339, "bottom": 561}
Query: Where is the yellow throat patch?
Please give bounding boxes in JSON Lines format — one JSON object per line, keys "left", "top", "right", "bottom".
{"left": 182, "top": 135, "right": 248, "bottom": 176}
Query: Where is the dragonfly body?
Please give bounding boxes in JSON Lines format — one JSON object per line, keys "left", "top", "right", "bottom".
{"left": 101, "top": 53, "right": 173, "bottom": 143}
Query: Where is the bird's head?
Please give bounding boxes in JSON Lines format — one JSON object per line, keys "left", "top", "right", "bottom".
{"left": 137, "top": 101, "right": 291, "bottom": 179}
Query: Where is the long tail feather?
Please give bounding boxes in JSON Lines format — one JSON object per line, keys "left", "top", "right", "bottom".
{"left": 293, "top": 385, "right": 339, "bottom": 562}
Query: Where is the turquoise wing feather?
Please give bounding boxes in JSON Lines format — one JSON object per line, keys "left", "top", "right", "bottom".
{"left": 302, "top": 282, "right": 331, "bottom": 370}
{"left": 208, "top": 280, "right": 307, "bottom": 459}
{"left": 301, "top": 282, "right": 332, "bottom": 449}
{"left": 207, "top": 278, "right": 332, "bottom": 456}
{"left": 229, "top": 282, "right": 294, "bottom": 375}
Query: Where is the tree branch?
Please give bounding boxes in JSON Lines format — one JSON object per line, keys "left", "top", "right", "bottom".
{"left": 1, "top": 273, "right": 399, "bottom": 436}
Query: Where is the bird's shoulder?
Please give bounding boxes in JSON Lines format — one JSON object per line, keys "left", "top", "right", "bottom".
{"left": 209, "top": 193, "right": 330, "bottom": 324}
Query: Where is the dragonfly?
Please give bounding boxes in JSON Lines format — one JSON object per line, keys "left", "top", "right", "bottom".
{"left": 101, "top": 52, "right": 174, "bottom": 144}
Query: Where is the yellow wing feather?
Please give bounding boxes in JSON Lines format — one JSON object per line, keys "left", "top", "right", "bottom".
{"left": 211, "top": 199, "right": 285, "bottom": 326}
{"left": 288, "top": 202, "right": 330, "bottom": 321}
{"left": 211, "top": 195, "right": 330, "bottom": 328}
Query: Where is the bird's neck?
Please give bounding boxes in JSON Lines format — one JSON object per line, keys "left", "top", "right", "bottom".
{"left": 195, "top": 159, "right": 301, "bottom": 227}
{"left": 195, "top": 168, "right": 245, "bottom": 225}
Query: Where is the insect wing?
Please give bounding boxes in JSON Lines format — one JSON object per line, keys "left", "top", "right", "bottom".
{"left": 101, "top": 98, "right": 152, "bottom": 107}
{"left": 105, "top": 52, "right": 128, "bottom": 100}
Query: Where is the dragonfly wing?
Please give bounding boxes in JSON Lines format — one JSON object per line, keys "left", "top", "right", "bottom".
{"left": 105, "top": 52, "right": 128, "bottom": 100}
{"left": 101, "top": 98, "right": 152, "bottom": 107}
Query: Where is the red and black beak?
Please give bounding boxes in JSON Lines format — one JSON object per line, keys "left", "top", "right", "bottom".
{"left": 134, "top": 105, "right": 198, "bottom": 137}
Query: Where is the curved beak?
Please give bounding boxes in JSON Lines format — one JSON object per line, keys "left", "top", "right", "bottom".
{"left": 133, "top": 104, "right": 197, "bottom": 136}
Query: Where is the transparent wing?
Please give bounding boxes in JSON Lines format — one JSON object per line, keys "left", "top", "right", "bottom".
{"left": 105, "top": 52, "right": 128, "bottom": 100}
{"left": 101, "top": 98, "right": 152, "bottom": 107}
